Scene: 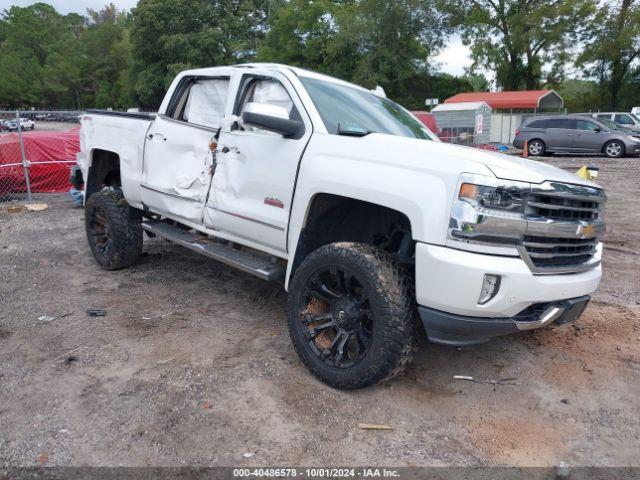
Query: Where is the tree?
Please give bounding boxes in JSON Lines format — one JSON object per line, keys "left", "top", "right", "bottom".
{"left": 461, "top": 70, "right": 490, "bottom": 91}
{"left": 556, "top": 78, "right": 599, "bottom": 112}
{"left": 257, "top": 0, "right": 347, "bottom": 75}
{"left": 130, "top": 0, "right": 280, "bottom": 109}
{"left": 445, "top": 0, "right": 595, "bottom": 90}
{"left": 578, "top": 0, "right": 640, "bottom": 109}
{"left": 258, "top": 0, "right": 449, "bottom": 106}
{"left": 0, "top": 3, "right": 133, "bottom": 109}
{"left": 79, "top": 4, "right": 134, "bottom": 109}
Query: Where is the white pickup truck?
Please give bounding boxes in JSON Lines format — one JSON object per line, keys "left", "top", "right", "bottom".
{"left": 74, "top": 63, "right": 606, "bottom": 389}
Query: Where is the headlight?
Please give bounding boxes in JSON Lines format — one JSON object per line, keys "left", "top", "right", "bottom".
{"left": 458, "top": 182, "right": 525, "bottom": 216}
{"left": 448, "top": 175, "right": 528, "bottom": 247}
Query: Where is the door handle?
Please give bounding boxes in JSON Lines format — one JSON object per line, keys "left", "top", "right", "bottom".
{"left": 566, "top": 134, "right": 573, "bottom": 136}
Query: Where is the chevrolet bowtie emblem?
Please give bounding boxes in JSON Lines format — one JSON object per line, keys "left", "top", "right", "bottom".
{"left": 578, "top": 224, "right": 595, "bottom": 236}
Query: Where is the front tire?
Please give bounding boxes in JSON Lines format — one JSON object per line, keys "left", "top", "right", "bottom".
{"left": 528, "top": 139, "right": 545, "bottom": 156}
{"left": 85, "top": 187, "right": 142, "bottom": 270}
{"left": 287, "top": 242, "right": 417, "bottom": 389}
{"left": 603, "top": 140, "right": 624, "bottom": 158}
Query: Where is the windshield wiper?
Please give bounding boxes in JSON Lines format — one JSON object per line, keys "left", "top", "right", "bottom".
{"left": 337, "top": 124, "right": 375, "bottom": 137}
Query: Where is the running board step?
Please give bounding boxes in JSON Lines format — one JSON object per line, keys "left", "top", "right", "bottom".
{"left": 142, "top": 221, "right": 285, "bottom": 281}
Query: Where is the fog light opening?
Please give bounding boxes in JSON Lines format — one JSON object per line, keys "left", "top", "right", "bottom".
{"left": 478, "top": 274, "right": 501, "bottom": 305}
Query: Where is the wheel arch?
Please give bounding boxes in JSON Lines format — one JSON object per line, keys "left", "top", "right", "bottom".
{"left": 85, "top": 149, "right": 121, "bottom": 199}
{"left": 528, "top": 138, "right": 546, "bottom": 153}
{"left": 602, "top": 139, "right": 625, "bottom": 156}
{"left": 285, "top": 193, "right": 417, "bottom": 289}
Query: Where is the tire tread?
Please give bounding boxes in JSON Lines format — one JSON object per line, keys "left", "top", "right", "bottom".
{"left": 287, "top": 242, "right": 417, "bottom": 389}
{"left": 85, "top": 187, "right": 142, "bottom": 270}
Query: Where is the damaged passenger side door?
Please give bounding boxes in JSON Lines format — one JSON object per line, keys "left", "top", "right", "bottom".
{"left": 141, "top": 76, "right": 230, "bottom": 224}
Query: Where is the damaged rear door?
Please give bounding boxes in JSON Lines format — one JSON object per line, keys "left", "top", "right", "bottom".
{"left": 141, "top": 75, "right": 230, "bottom": 224}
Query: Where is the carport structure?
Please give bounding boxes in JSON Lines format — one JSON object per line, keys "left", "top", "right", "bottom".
{"left": 444, "top": 90, "right": 565, "bottom": 144}
{"left": 445, "top": 90, "right": 564, "bottom": 111}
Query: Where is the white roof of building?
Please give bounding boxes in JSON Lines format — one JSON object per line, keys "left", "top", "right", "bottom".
{"left": 431, "top": 101, "right": 492, "bottom": 112}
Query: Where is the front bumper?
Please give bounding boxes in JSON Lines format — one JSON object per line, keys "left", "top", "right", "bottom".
{"left": 419, "top": 295, "right": 590, "bottom": 346}
{"left": 623, "top": 139, "right": 640, "bottom": 155}
{"left": 414, "top": 243, "right": 601, "bottom": 345}
{"left": 415, "top": 243, "right": 601, "bottom": 318}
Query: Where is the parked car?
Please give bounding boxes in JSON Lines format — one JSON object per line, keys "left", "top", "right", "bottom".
{"left": 76, "top": 64, "right": 606, "bottom": 389}
{"left": 579, "top": 115, "right": 640, "bottom": 138}
{"left": 513, "top": 115, "right": 640, "bottom": 158}
{"left": 578, "top": 112, "right": 640, "bottom": 131}
{"left": 8, "top": 118, "right": 35, "bottom": 131}
{"left": 0, "top": 119, "right": 11, "bottom": 131}
{"left": 630, "top": 107, "right": 640, "bottom": 116}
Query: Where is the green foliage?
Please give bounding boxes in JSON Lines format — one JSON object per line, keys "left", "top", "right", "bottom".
{"left": 130, "top": 0, "right": 281, "bottom": 109}
{"left": 0, "top": 2, "right": 133, "bottom": 109}
{"left": 578, "top": 0, "right": 640, "bottom": 109}
{"left": 461, "top": 71, "right": 490, "bottom": 92}
{"left": 555, "top": 79, "right": 599, "bottom": 112}
{"left": 258, "top": 0, "right": 454, "bottom": 109}
{"left": 445, "top": 0, "right": 595, "bottom": 90}
{"left": 2, "top": 0, "right": 637, "bottom": 113}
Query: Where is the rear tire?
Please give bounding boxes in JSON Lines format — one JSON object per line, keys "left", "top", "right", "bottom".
{"left": 603, "top": 140, "right": 624, "bottom": 158}
{"left": 528, "top": 139, "right": 545, "bottom": 156}
{"left": 287, "top": 242, "right": 417, "bottom": 389}
{"left": 85, "top": 187, "right": 142, "bottom": 270}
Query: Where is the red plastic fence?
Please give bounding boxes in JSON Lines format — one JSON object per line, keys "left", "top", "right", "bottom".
{"left": 0, "top": 128, "right": 79, "bottom": 197}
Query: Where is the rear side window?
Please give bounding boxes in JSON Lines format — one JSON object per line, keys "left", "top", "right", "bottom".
{"left": 168, "top": 77, "right": 230, "bottom": 129}
{"left": 597, "top": 114, "right": 611, "bottom": 121}
{"left": 527, "top": 119, "right": 547, "bottom": 128}
{"left": 547, "top": 118, "right": 575, "bottom": 129}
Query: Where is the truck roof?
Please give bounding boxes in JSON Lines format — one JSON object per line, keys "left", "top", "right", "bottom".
{"left": 179, "top": 63, "right": 373, "bottom": 94}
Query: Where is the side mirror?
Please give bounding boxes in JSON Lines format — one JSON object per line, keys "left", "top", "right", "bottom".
{"left": 241, "top": 102, "right": 303, "bottom": 139}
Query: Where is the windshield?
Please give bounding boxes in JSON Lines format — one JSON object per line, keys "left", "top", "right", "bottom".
{"left": 299, "top": 76, "right": 433, "bottom": 140}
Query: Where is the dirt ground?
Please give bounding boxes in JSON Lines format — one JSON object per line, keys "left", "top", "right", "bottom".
{"left": 0, "top": 154, "right": 639, "bottom": 468}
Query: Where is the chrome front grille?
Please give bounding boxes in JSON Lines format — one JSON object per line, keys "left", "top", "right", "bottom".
{"left": 527, "top": 191, "right": 601, "bottom": 221}
{"left": 520, "top": 182, "right": 605, "bottom": 274}
{"left": 523, "top": 236, "right": 598, "bottom": 269}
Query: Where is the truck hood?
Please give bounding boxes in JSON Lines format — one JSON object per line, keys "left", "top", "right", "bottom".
{"left": 412, "top": 137, "right": 601, "bottom": 188}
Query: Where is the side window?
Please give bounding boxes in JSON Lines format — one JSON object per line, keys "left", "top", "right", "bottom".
{"left": 576, "top": 120, "right": 599, "bottom": 131}
{"left": 170, "top": 77, "right": 229, "bottom": 129}
{"left": 548, "top": 118, "right": 575, "bottom": 129}
{"left": 614, "top": 114, "right": 634, "bottom": 125}
{"left": 528, "top": 119, "right": 547, "bottom": 128}
{"left": 597, "top": 114, "right": 610, "bottom": 121}
{"left": 236, "top": 78, "right": 300, "bottom": 133}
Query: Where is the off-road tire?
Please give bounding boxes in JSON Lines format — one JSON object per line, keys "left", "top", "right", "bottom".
{"left": 287, "top": 242, "right": 417, "bottom": 389}
{"left": 85, "top": 187, "right": 142, "bottom": 270}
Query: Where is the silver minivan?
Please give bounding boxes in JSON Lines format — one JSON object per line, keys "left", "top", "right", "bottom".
{"left": 513, "top": 116, "right": 640, "bottom": 158}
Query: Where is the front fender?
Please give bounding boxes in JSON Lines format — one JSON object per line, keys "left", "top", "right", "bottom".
{"left": 285, "top": 133, "right": 489, "bottom": 289}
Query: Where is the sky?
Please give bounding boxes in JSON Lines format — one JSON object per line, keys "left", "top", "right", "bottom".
{"left": 0, "top": 0, "right": 476, "bottom": 79}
